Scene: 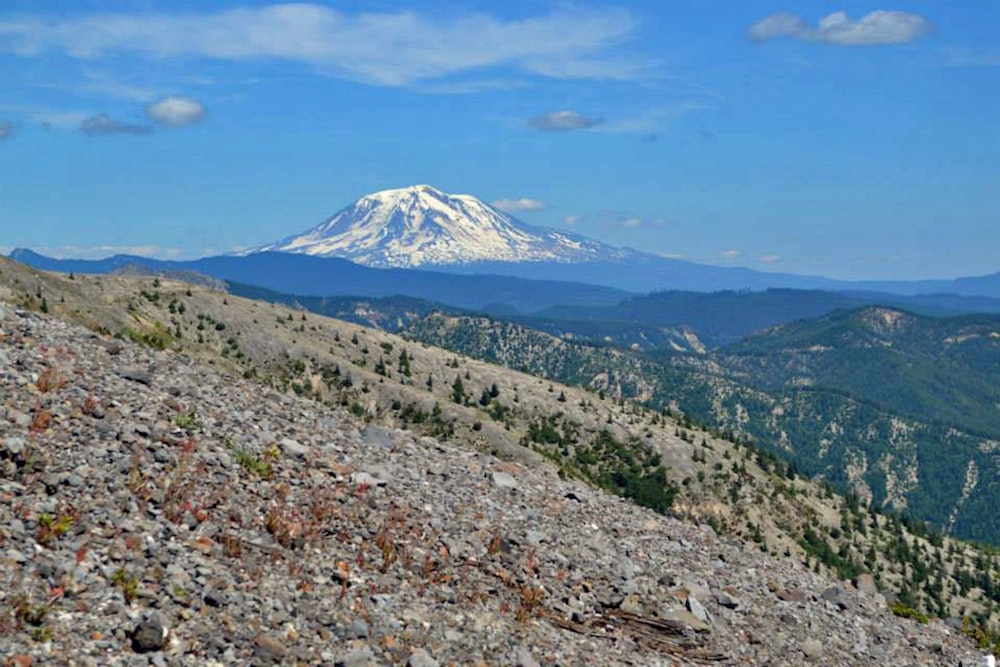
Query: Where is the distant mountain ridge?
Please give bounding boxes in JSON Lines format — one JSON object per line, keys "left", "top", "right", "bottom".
{"left": 8, "top": 183, "right": 1000, "bottom": 297}
{"left": 244, "top": 184, "right": 1000, "bottom": 296}
{"left": 6, "top": 248, "right": 629, "bottom": 313}
{"left": 250, "top": 184, "right": 630, "bottom": 267}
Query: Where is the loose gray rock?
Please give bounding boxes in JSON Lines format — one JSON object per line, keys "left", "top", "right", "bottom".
{"left": 279, "top": 437, "right": 309, "bottom": 459}
{"left": 360, "top": 425, "right": 395, "bottom": 449}
{"left": 491, "top": 471, "right": 517, "bottom": 488}
{"left": 802, "top": 638, "right": 823, "bottom": 659}
{"left": 336, "top": 646, "right": 375, "bottom": 667}
{"left": 854, "top": 573, "right": 878, "bottom": 595}
{"left": 118, "top": 367, "right": 152, "bottom": 385}
{"left": 407, "top": 648, "right": 439, "bottom": 667}
{"left": 515, "top": 646, "right": 540, "bottom": 667}
{"left": 822, "top": 585, "right": 850, "bottom": 610}
{"left": 715, "top": 589, "right": 742, "bottom": 609}
{"left": 2, "top": 436, "right": 26, "bottom": 458}
{"left": 253, "top": 633, "right": 287, "bottom": 665}
{"left": 687, "top": 593, "right": 710, "bottom": 624}
{"left": 131, "top": 612, "right": 167, "bottom": 653}
{"left": 349, "top": 471, "right": 387, "bottom": 488}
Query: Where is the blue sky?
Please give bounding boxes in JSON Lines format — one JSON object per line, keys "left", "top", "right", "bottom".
{"left": 1, "top": 1, "right": 998, "bottom": 280}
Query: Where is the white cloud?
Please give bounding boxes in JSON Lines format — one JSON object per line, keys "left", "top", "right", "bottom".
{"left": 564, "top": 215, "right": 580, "bottom": 226}
{"left": 146, "top": 96, "right": 206, "bottom": 127}
{"left": 599, "top": 212, "right": 667, "bottom": 228}
{"left": 29, "top": 70, "right": 158, "bottom": 102}
{"left": 0, "top": 5, "right": 645, "bottom": 87}
{"left": 78, "top": 71, "right": 158, "bottom": 102}
{"left": 417, "top": 78, "right": 529, "bottom": 95}
{"left": 527, "top": 110, "right": 601, "bottom": 131}
{"left": 749, "top": 11, "right": 932, "bottom": 46}
{"left": 0, "top": 104, "right": 91, "bottom": 130}
{"left": 758, "top": 254, "right": 781, "bottom": 264}
{"left": 721, "top": 249, "right": 741, "bottom": 260}
{"left": 80, "top": 112, "right": 150, "bottom": 135}
{"left": 492, "top": 197, "right": 547, "bottom": 213}
{"left": 0, "top": 121, "right": 11, "bottom": 140}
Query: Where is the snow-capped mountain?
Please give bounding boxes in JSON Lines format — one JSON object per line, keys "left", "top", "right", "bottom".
{"left": 251, "top": 185, "right": 629, "bottom": 267}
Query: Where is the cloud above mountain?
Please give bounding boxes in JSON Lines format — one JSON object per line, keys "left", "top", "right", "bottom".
{"left": 527, "top": 110, "right": 601, "bottom": 131}
{"left": 146, "top": 96, "right": 206, "bottom": 127}
{"left": 0, "top": 5, "right": 644, "bottom": 87}
{"left": 749, "top": 11, "right": 932, "bottom": 46}
{"left": 80, "top": 113, "right": 150, "bottom": 136}
{"left": 492, "top": 198, "right": 547, "bottom": 213}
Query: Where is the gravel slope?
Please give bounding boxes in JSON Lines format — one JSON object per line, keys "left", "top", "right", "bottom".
{"left": 0, "top": 302, "right": 985, "bottom": 666}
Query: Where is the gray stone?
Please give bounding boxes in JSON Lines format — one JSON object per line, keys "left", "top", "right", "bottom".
{"left": 2, "top": 437, "right": 26, "bottom": 457}
{"left": 715, "top": 589, "right": 742, "bottom": 609}
{"left": 515, "top": 647, "right": 540, "bottom": 667}
{"left": 349, "top": 471, "right": 387, "bottom": 488}
{"left": 349, "top": 618, "right": 369, "bottom": 638}
{"left": 822, "top": 585, "right": 850, "bottom": 610}
{"left": 6, "top": 549, "right": 28, "bottom": 564}
{"left": 118, "top": 367, "right": 152, "bottom": 386}
{"left": 131, "top": 612, "right": 167, "bottom": 653}
{"left": 802, "top": 638, "right": 823, "bottom": 659}
{"left": 525, "top": 530, "right": 545, "bottom": 546}
{"left": 279, "top": 437, "right": 309, "bottom": 459}
{"left": 8, "top": 411, "right": 31, "bottom": 428}
{"left": 854, "top": 573, "right": 878, "bottom": 595}
{"left": 407, "top": 648, "right": 439, "bottom": 667}
{"left": 687, "top": 593, "right": 710, "bottom": 624}
{"left": 360, "top": 425, "right": 394, "bottom": 449}
{"left": 490, "top": 471, "right": 517, "bottom": 489}
{"left": 252, "top": 634, "right": 287, "bottom": 665}
{"left": 337, "top": 646, "right": 375, "bottom": 667}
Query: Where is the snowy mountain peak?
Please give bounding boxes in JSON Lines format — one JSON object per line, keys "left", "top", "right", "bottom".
{"left": 252, "top": 185, "right": 627, "bottom": 268}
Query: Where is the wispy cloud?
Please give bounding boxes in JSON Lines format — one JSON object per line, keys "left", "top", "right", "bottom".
{"left": 0, "top": 121, "right": 11, "bottom": 140}
{"left": 27, "top": 245, "right": 184, "bottom": 259}
{"left": 527, "top": 110, "right": 601, "bottom": 131}
{"left": 599, "top": 212, "right": 668, "bottom": 228}
{"left": 31, "top": 70, "right": 159, "bottom": 102}
{"left": 417, "top": 78, "right": 529, "bottom": 95}
{"left": 146, "top": 96, "right": 206, "bottom": 127}
{"left": 0, "top": 5, "right": 646, "bottom": 87}
{"left": 564, "top": 215, "right": 580, "bottom": 226}
{"left": 492, "top": 197, "right": 547, "bottom": 213}
{"left": 721, "top": 249, "right": 742, "bottom": 260}
{"left": 942, "top": 47, "right": 1000, "bottom": 67}
{"left": 0, "top": 104, "right": 91, "bottom": 130}
{"left": 80, "top": 113, "right": 150, "bottom": 136}
{"left": 758, "top": 254, "right": 781, "bottom": 264}
{"left": 749, "top": 11, "right": 932, "bottom": 46}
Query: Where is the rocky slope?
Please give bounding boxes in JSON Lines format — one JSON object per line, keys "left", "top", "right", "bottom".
{"left": 407, "top": 311, "right": 1000, "bottom": 538}
{"left": 0, "top": 294, "right": 988, "bottom": 665}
